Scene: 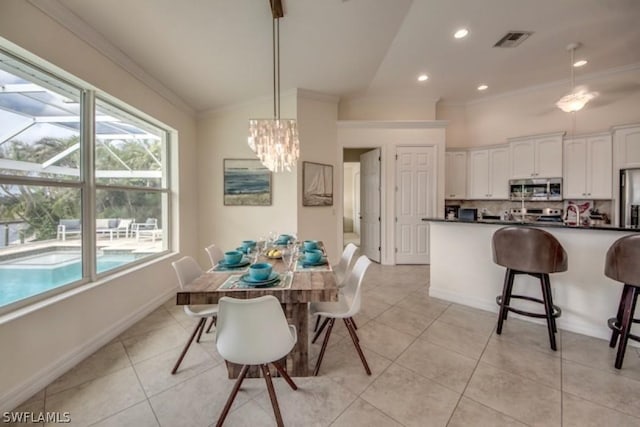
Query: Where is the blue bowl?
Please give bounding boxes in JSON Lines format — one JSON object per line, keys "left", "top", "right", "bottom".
{"left": 224, "top": 251, "right": 243, "bottom": 265}
{"left": 241, "top": 240, "right": 256, "bottom": 249}
{"left": 249, "top": 262, "right": 272, "bottom": 280}
{"left": 303, "top": 240, "right": 318, "bottom": 250}
{"left": 305, "top": 249, "right": 323, "bottom": 263}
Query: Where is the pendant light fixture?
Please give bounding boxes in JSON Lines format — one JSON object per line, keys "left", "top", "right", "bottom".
{"left": 248, "top": 0, "right": 299, "bottom": 173}
{"left": 556, "top": 42, "right": 597, "bottom": 113}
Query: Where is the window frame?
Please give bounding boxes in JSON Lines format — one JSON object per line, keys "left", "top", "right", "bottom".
{"left": 0, "top": 47, "right": 173, "bottom": 313}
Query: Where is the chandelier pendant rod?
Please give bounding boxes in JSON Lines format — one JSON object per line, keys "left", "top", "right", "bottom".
{"left": 272, "top": 18, "right": 277, "bottom": 120}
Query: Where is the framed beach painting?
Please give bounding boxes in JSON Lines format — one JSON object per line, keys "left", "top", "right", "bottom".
{"left": 303, "top": 161, "right": 333, "bottom": 206}
{"left": 223, "top": 159, "right": 272, "bottom": 206}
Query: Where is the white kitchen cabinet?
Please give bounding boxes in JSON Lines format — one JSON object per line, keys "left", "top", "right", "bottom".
{"left": 467, "top": 146, "right": 510, "bottom": 199}
{"left": 445, "top": 151, "right": 467, "bottom": 199}
{"left": 564, "top": 134, "right": 612, "bottom": 199}
{"left": 509, "top": 133, "right": 564, "bottom": 179}
{"left": 613, "top": 124, "right": 640, "bottom": 170}
{"left": 563, "top": 134, "right": 613, "bottom": 199}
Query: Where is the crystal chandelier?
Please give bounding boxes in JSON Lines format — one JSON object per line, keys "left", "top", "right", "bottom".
{"left": 556, "top": 43, "right": 597, "bottom": 113}
{"left": 248, "top": 0, "right": 299, "bottom": 172}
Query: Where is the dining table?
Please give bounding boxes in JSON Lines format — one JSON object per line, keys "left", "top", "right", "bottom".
{"left": 175, "top": 243, "right": 338, "bottom": 378}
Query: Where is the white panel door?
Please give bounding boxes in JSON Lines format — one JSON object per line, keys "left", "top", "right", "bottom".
{"left": 587, "top": 135, "right": 612, "bottom": 199}
{"left": 353, "top": 170, "right": 361, "bottom": 236}
{"left": 468, "top": 149, "right": 490, "bottom": 199}
{"left": 535, "top": 136, "right": 563, "bottom": 178}
{"left": 564, "top": 138, "right": 588, "bottom": 198}
{"left": 511, "top": 140, "right": 535, "bottom": 178}
{"left": 360, "top": 149, "right": 381, "bottom": 262}
{"left": 488, "top": 147, "right": 510, "bottom": 199}
{"left": 445, "top": 151, "right": 467, "bottom": 199}
{"left": 396, "top": 146, "right": 435, "bottom": 264}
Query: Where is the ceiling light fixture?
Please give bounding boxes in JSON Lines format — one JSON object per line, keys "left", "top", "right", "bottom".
{"left": 477, "top": 84, "right": 488, "bottom": 91}
{"left": 454, "top": 28, "right": 469, "bottom": 39}
{"left": 248, "top": 0, "right": 299, "bottom": 172}
{"left": 573, "top": 59, "right": 588, "bottom": 67}
{"left": 556, "top": 42, "right": 597, "bottom": 113}
{"left": 417, "top": 74, "right": 429, "bottom": 82}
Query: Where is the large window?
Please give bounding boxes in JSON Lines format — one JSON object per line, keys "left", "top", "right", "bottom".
{"left": 0, "top": 48, "right": 171, "bottom": 310}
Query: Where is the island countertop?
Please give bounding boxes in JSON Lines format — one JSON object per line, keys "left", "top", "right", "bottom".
{"left": 427, "top": 220, "right": 636, "bottom": 342}
{"left": 422, "top": 217, "right": 640, "bottom": 232}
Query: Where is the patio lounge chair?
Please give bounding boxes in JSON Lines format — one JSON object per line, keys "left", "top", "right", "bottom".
{"left": 134, "top": 218, "right": 161, "bottom": 241}
{"left": 116, "top": 218, "right": 134, "bottom": 238}
{"left": 96, "top": 218, "right": 119, "bottom": 240}
{"left": 57, "top": 219, "right": 81, "bottom": 241}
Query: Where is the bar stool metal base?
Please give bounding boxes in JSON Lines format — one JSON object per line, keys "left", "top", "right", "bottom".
{"left": 607, "top": 283, "right": 640, "bottom": 369}
{"left": 496, "top": 269, "right": 562, "bottom": 351}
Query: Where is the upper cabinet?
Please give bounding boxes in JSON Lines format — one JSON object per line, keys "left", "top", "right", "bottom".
{"left": 445, "top": 151, "right": 467, "bottom": 199}
{"left": 467, "top": 146, "right": 510, "bottom": 199}
{"left": 563, "top": 134, "right": 612, "bottom": 199}
{"left": 509, "top": 133, "right": 564, "bottom": 179}
{"left": 613, "top": 124, "right": 640, "bottom": 170}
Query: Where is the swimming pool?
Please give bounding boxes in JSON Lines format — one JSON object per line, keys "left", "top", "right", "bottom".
{"left": 0, "top": 251, "right": 137, "bottom": 307}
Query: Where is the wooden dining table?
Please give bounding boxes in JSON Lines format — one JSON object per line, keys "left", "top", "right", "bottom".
{"left": 175, "top": 249, "right": 338, "bottom": 378}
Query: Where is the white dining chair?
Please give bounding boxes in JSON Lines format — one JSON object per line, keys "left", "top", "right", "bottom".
{"left": 310, "top": 255, "right": 372, "bottom": 376}
{"left": 171, "top": 256, "right": 218, "bottom": 375}
{"left": 334, "top": 243, "right": 358, "bottom": 287}
{"left": 313, "top": 243, "right": 359, "bottom": 333}
{"left": 205, "top": 243, "right": 224, "bottom": 270}
{"left": 215, "top": 296, "right": 297, "bottom": 427}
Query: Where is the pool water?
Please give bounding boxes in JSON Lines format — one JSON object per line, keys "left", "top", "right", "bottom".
{"left": 0, "top": 251, "right": 137, "bottom": 307}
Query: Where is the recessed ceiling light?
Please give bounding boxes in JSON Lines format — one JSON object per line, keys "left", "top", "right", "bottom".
{"left": 573, "top": 59, "right": 588, "bottom": 67}
{"left": 417, "top": 74, "right": 429, "bottom": 82}
{"left": 454, "top": 28, "right": 469, "bottom": 39}
{"left": 477, "top": 84, "right": 488, "bottom": 91}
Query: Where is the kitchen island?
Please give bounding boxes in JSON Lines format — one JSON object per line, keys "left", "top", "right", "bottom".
{"left": 426, "top": 218, "right": 640, "bottom": 340}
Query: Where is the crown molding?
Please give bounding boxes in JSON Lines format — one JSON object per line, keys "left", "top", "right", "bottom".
{"left": 611, "top": 122, "right": 640, "bottom": 132}
{"left": 337, "top": 120, "right": 448, "bottom": 129}
{"left": 296, "top": 89, "right": 340, "bottom": 104}
{"left": 27, "top": 0, "right": 195, "bottom": 116}
{"left": 464, "top": 62, "right": 640, "bottom": 108}
{"left": 507, "top": 131, "right": 566, "bottom": 142}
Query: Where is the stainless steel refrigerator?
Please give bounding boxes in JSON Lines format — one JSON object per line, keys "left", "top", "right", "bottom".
{"left": 620, "top": 169, "right": 640, "bottom": 227}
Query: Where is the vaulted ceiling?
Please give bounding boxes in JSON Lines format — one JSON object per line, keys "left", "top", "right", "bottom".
{"left": 34, "top": 0, "right": 640, "bottom": 114}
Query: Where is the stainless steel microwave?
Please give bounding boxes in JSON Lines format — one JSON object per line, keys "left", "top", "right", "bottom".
{"left": 509, "top": 178, "right": 562, "bottom": 201}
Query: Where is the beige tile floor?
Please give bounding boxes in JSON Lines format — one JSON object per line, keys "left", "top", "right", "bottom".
{"left": 10, "top": 264, "right": 640, "bottom": 427}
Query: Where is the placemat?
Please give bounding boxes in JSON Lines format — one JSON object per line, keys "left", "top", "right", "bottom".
{"left": 212, "top": 264, "right": 250, "bottom": 273}
{"left": 218, "top": 273, "right": 293, "bottom": 290}
{"left": 294, "top": 259, "right": 332, "bottom": 272}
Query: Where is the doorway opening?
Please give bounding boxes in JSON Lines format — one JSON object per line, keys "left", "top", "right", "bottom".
{"left": 343, "top": 147, "right": 381, "bottom": 262}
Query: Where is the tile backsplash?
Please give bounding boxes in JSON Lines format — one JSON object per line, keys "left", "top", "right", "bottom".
{"left": 446, "top": 199, "right": 612, "bottom": 220}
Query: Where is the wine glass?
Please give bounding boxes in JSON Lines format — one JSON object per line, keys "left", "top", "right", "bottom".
{"left": 247, "top": 246, "right": 259, "bottom": 264}
{"left": 257, "top": 236, "right": 266, "bottom": 255}
{"left": 268, "top": 230, "right": 278, "bottom": 246}
{"left": 281, "top": 247, "right": 295, "bottom": 274}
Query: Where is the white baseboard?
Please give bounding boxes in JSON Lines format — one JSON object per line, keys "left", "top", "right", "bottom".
{"left": 429, "top": 286, "right": 617, "bottom": 343}
{"left": 0, "top": 287, "right": 177, "bottom": 413}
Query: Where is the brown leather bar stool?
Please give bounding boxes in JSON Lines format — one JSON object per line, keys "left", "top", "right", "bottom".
{"left": 493, "top": 227, "right": 567, "bottom": 351}
{"left": 605, "top": 234, "right": 640, "bottom": 369}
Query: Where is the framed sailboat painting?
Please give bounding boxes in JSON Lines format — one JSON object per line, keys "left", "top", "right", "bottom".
{"left": 303, "top": 161, "right": 333, "bottom": 206}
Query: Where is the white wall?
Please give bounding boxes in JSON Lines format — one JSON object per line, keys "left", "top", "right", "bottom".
{"left": 196, "top": 94, "right": 298, "bottom": 265}
{"left": 339, "top": 94, "right": 439, "bottom": 121}
{"left": 0, "top": 1, "right": 198, "bottom": 411}
{"left": 297, "top": 92, "right": 340, "bottom": 261}
{"left": 343, "top": 163, "right": 357, "bottom": 232}
{"left": 437, "top": 66, "right": 640, "bottom": 148}
{"left": 337, "top": 122, "right": 447, "bottom": 264}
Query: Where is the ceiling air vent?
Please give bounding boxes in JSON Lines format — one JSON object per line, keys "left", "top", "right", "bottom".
{"left": 493, "top": 31, "right": 533, "bottom": 48}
